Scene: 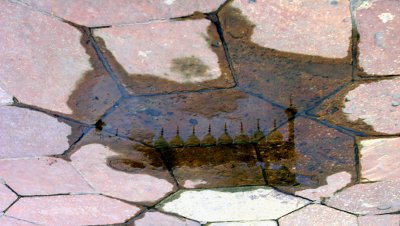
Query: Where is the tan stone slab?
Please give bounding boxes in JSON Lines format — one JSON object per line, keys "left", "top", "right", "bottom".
{"left": 326, "top": 180, "right": 400, "bottom": 215}
{"left": 71, "top": 143, "right": 175, "bottom": 204}
{"left": 343, "top": 78, "right": 400, "bottom": 134}
{"left": 132, "top": 211, "right": 200, "bottom": 226}
{"left": 358, "top": 214, "right": 400, "bottom": 226}
{"left": 0, "top": 183, "right": 17, "bottom": 212}
{"left": 0, "top": 1, "right": 92, "bottom": 115}
{"left": 6, "top": 194, "right": 140, "bottom": 226}
{"left": 0, "top": 216, "right": 37, "bottom": 226}
{"left": 0, "top": 157, "right": 93, "bottom": 196}
{"left": 360, "top": 138, "right": 400, "bottom": 182}
{"left": 295, "top": 171, "right": 351, "bottom": 201}
{"left": 16, "top": 0, "right": 225, "bottom": 26}
{"left": 279, "top": 204, "right": 357, "bottom": 226}
{"left": 157, "top": 187, "right": 309, "bottom": 221}
{"left": 0, "top": 106, "right": 71, "bottom": 159}
{"left": 355, "top": 0, "right": 400, "bottom": 75}
{"left": 94, "top": 19, "right": 233, "bottom": 94}
{"left": 228, "top": 0, "right": 352, "bottom": 59}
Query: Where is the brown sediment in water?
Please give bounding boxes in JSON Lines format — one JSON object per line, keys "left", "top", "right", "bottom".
{"left": 92, "top": 16, "right": 235, "bottom": 96}
{"left": 218, "top": 4, "right": 353, "bottom": 111}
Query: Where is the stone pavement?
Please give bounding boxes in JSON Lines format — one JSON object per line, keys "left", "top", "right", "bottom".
{"left": 0, "top": 0, "right": 399, "bottom": 225}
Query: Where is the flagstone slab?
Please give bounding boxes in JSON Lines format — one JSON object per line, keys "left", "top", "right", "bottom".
{"left": 94, "top": 19, "right": 233, "bottom": 95}
{"left": 219, "top": 3, "right": 352, "bottom": 111}
{"left": 6, "top": 194, "right": 140, "bottom": 226}
{"left": 0, "top": 106, "right": 71, "bottom": 159}
{"left": 225, "top": 0, "right": 352, "bottom": 59}
{"left": 295, "top": 171, "right": 352, "bottom": 201}
{"left": 0, "top": 157, "right": 93, "bottom": 196}
{"left": 0, "top": 183, "right": 17, "bottom": 211}
{"left": 358, "top": 214, "right": 400, "bottom": 226}
{"left": 207, "top": 221, "right": 277, "bottom": 226}
{"left": 0, "top": 216, "right": 37, "bottom": 226}
{"left": 326, "top": 180, "right": 400, "bottom": 215}
{"left": 0, "top": 85, "right": 12, "bottom": 106}
{"left": 132, "top": 211, "right": 200, "bottom": 226}
{"left": 279, "top": 204, "right": 357, "bottom": 226}
{"left": 354, "top": 0, "right": 400, "bottom": 75}
{"left": 16, "top": 0, "right": 226, "bottom": 26}
{"left": 157, "top": 187, "right": 309, "bottom": 222}
{"left": 70, "top": 132, "right": 176, "bottom": 205}
{"left": 359, "top": 138, "right": 400, "bottom": 182}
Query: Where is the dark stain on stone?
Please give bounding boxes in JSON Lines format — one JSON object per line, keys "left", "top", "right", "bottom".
{"left": 218, "top": 4, "right": 352, "bottom": 111}
{"left": 312, "top": 81, "right": 390, "bottom": 135}
{"left": 93, "top": 19, "right": 234, "bottom": 95}
{"left": 108, "top": 158, "right": 146, "bottom": 172}
{"left": 170, "top": 56, "right": 210, "bottom": 80}
{"left": 65, "top": 26, "right": 121, "bottom": 124}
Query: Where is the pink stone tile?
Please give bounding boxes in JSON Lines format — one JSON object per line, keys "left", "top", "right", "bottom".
{"left": 227, "top": 0, "right": 352, "bottom": 59}
{"left": 6, "top": 194, "right": 140, "bottom": 226}
{"left": 0, "top": 183, "right": 17, "bottom": 212}
{"left": 71, "top": 143, "right": 175, "bottom": 204}
{"left": 0, "top": 1, "right": 92, "bottom": 115}
{"left": 360, "top": 138, "right": 400, "bottom": 182}
{"left": 0, "top": 106, "right": 71, "bottom": 159}
{"left": 355, "top": 0, "right": 400, "bottom": 75}
{"left": 326, "top": 180, "right": 400, "bottom": 215}
{"left": 0, "top": 157, "right": 93, "bottom": 196}
{"left": 0, "top": 84, "right": 12, "bottom": 106}
{"left": 358, "top": 214, "right": 400, "bottom": 226}
{"left": 343, "top": 78, "right": 400, "bottom": 134}
{"left": 132, "top": 211, "right": 200, "bottom": 226}
{"left": 0, "top": 216, "right": 37, "bottom": 226}
{"left": 16, "top": 0, "right": 225, "bottom": 26}
{"left": 279, "top": 204, "right": 357, "bottom": 226}
{"left": 295, "top": 171, "right": 352, "bottom": 201}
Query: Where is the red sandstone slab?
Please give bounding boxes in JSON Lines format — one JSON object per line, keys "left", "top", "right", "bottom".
{"left": 70, "top": 132, "right": 176, "bottom": 205}
{"left": 0, "top": 1, "right": 120, "bottom": 123}
{"left": 6, "top": 194, "right": 141, "bottom": 226}
{"left": 94, "top": 19, "right": 233, "bottom": 95}
{"left": 326, "top": 180, "right": 400, "bottom": 215}
{"left": 16, "top": 0, "right": 226, "bottom": 26}
{"left": 358, "top": 215, "right": 400, "bottom": 226}
{"left": 0, "top": 106, "right": 71, "bottom": 159}
{"left": 355, "top": 0, "right": 400, "bottom": 75}
{"left": 225, "top": 0, "right": 352, "bottom": 59}
{"left": 0, "top": 216, "right": 37, "bottom": 226}
{"left": 0, "top": 157, "right": 93, "bottom": 196}
{"left": 0, "top": 183, "right": 17, "bottom": 212}
{"left": 279, "top": 204, "right": 357, "bottom": 226}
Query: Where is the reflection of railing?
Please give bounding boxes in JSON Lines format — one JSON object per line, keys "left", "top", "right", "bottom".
{"left": 151, "top": 102, "right": 299, "bottom": 186}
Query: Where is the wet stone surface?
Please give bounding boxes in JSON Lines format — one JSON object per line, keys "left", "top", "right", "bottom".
{"left": 218, "top": 3, "right": 352, "bottom": 111}
{"left": 69, "top": 131, "right": 176, "bottom": 205}
{"left": 94, "top": 19, "right": 234, "bottom": 95}
{"left": 15, "top": 0, "right": 226, "bottom": 26}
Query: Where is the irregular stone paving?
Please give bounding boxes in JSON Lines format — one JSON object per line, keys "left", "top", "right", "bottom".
{"left": 70, "top": 131, "right": 176, "bottom": 205}
{"left": 228, "top": 0, "right": 352, "bottom": 59}
{"left": 15, "top": 0, "right": 226, "bottom": 26}
{"left": 207, "top": 221, "right": 277, "bottom": 226}
{"left": 354, "top": 0, "right": 400, "bottom": 75}
{"left": 131, "top": 211, "right": 200, "bottom": 226}
{"left": 0, "top": 183, "right": 17, "bottom": 212}
{"left": 157, "top": 186, "right": 309, "bottom": 222}
{"left": 6, "top": 194, "right": 140, "bottom": 226}
{"left": 94, "top": 19, "right": 233, "bottom": 95}
{"left": 279, "top": 204, "right": 358, "bottom": 226}
{"left": 0, "top": 85, "right": 12, "bottom": 106}
{"left": 0, "top": 157, "right": 93, "bottom": 196}
{"left": 295, "top": 171, "right": 351, "bottom": 201}
{"left": 326, "top": 180, "right": 400, "bottom": 215}
{"left": 0, "top": 106, "right": 71, "bottom": 159}
{"left": 358, "top": 214, "right": 400, "bottom": 226}
{"left": 359, "top": 138, "right": 400, "bottom": 182}
{"left": 0, "top": 215, "right": 38, "bottom": 226}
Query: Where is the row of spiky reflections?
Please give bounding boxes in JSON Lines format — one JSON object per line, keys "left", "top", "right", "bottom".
{"left": 153, "top": 120, "right": 285, "bottom": 149}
